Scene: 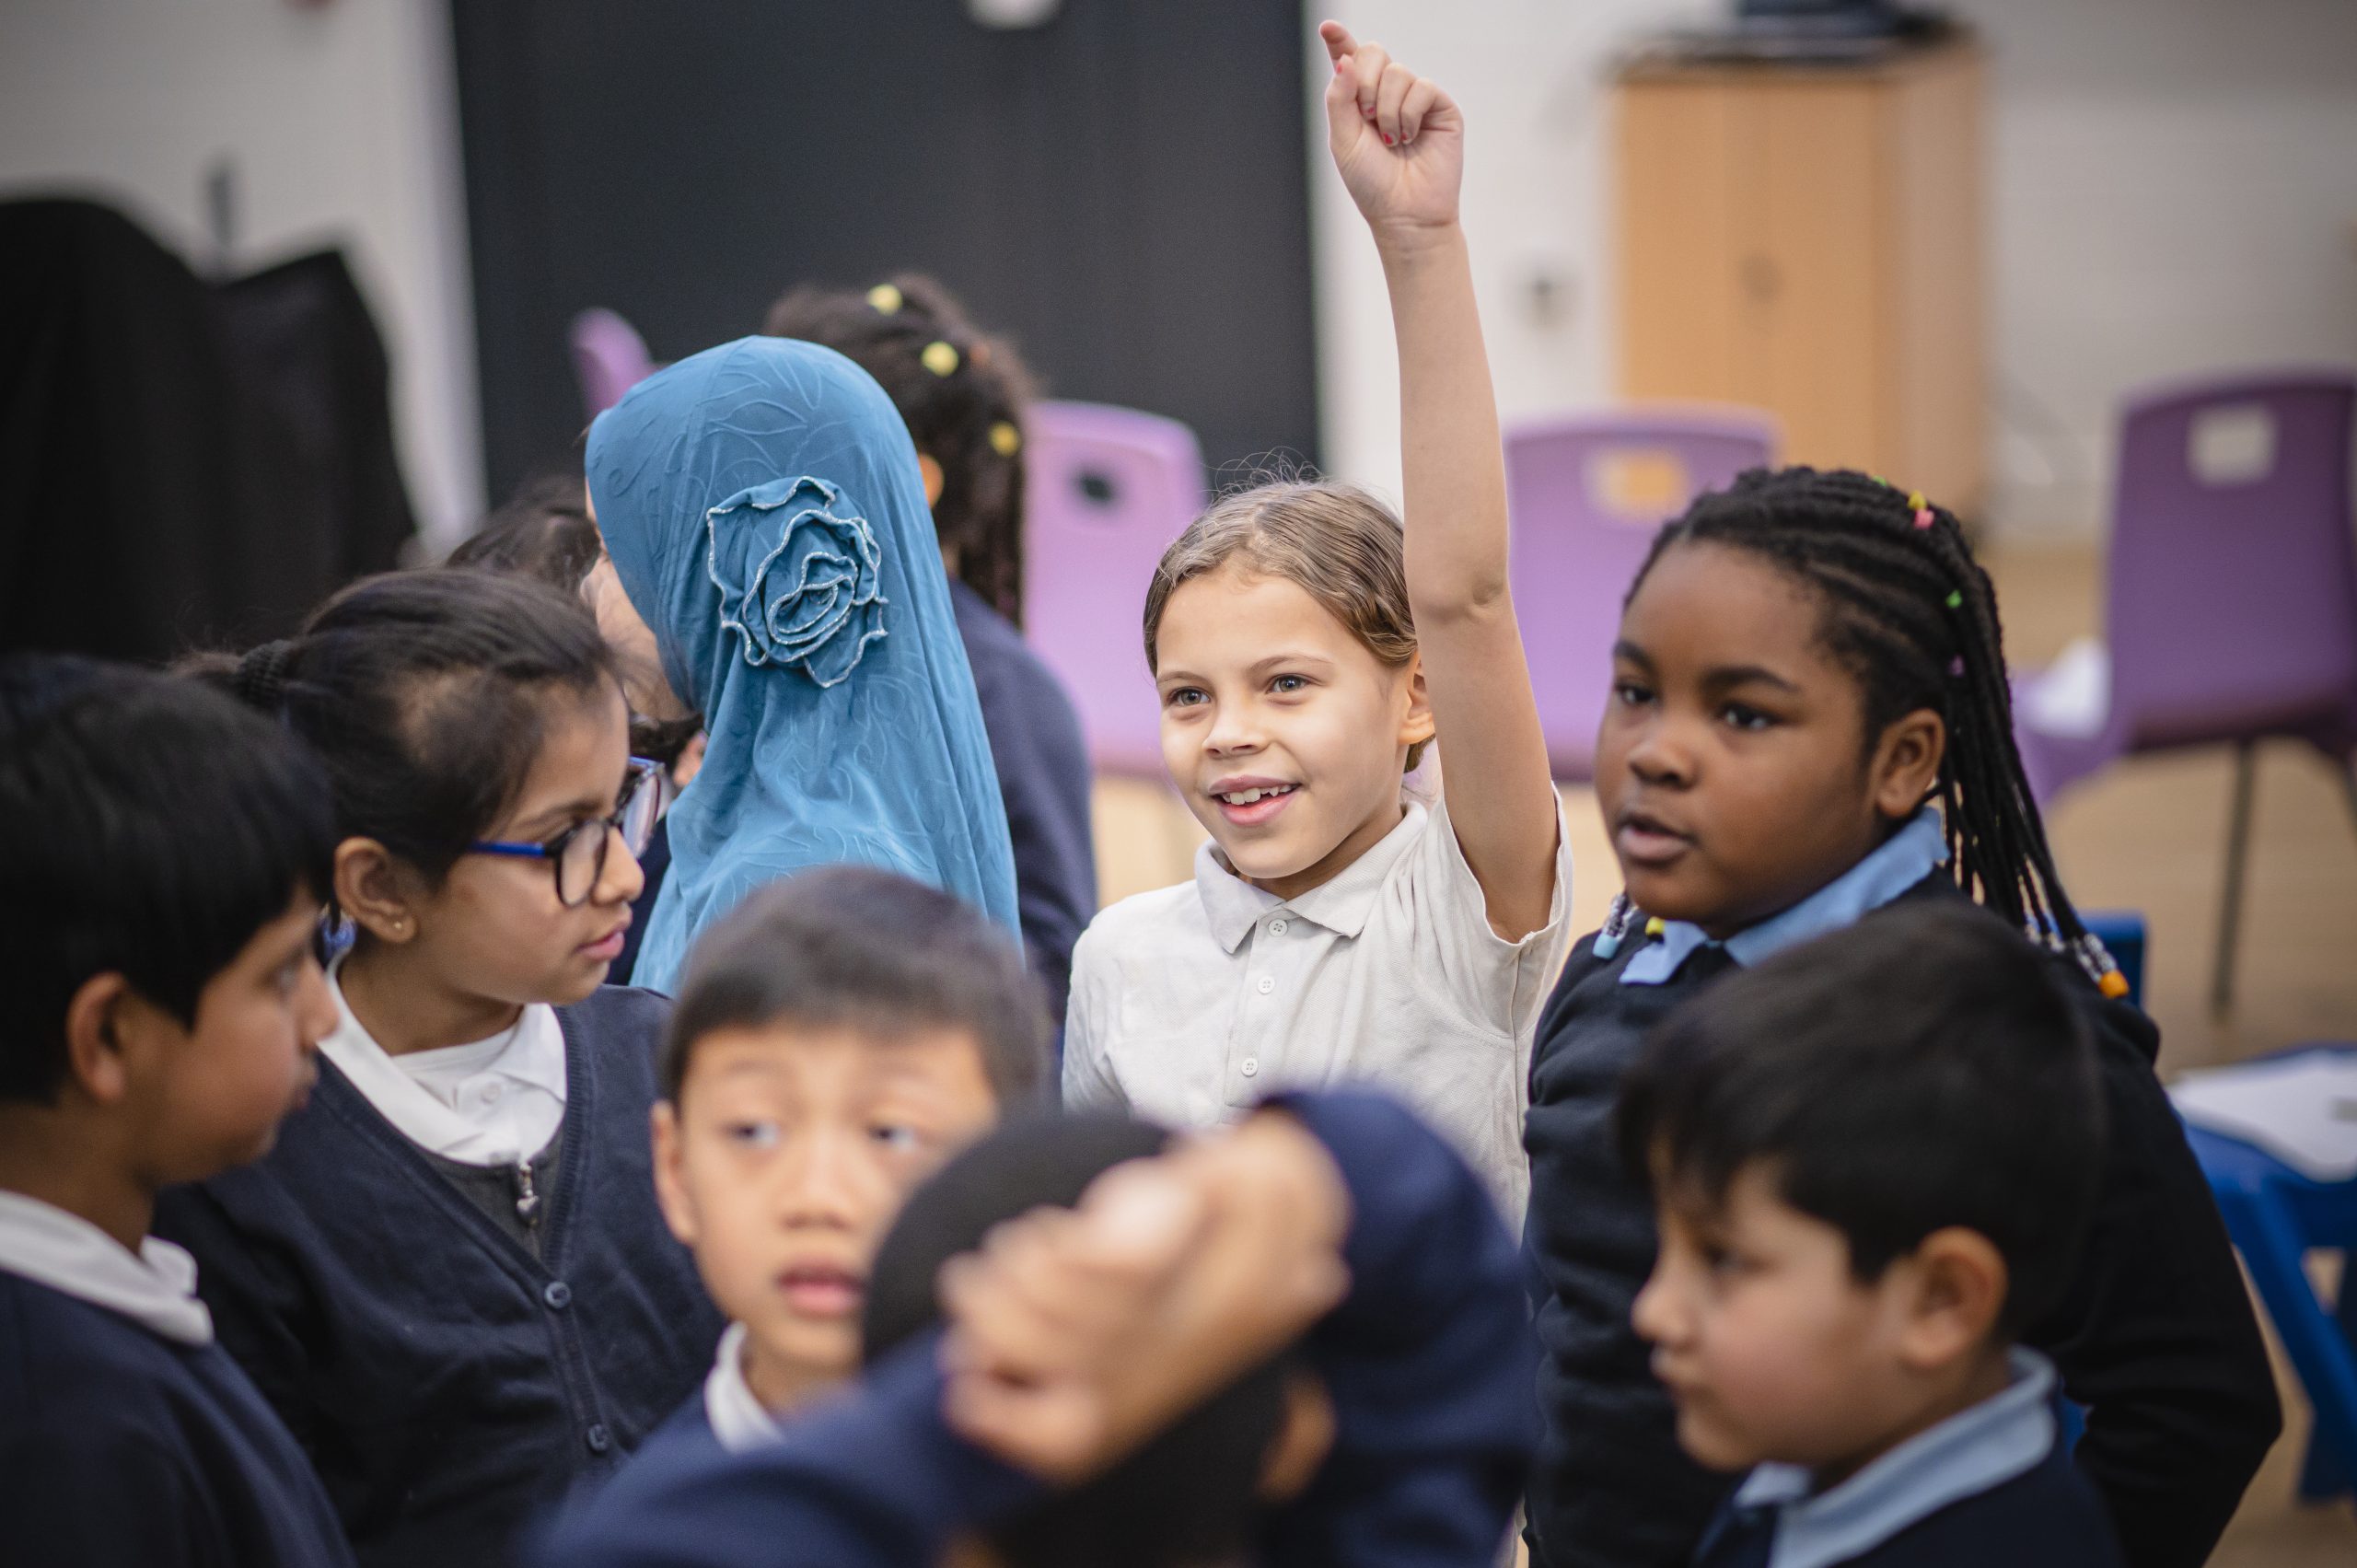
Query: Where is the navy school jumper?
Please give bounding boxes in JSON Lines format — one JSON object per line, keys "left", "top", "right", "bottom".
{"left": 1521, "top": 877, "right": 2281, "bottom": 1568}
{"left": 1, "top": 1271, "right": 357, "bottom": 1568}
{"left": 153, "top": 985, "right": 724, "bottom": 1568}
{"left": 541, "top": 1089, "right": 1540, "bottom": 1568}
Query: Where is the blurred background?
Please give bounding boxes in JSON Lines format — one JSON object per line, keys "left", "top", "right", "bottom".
{"left": 2, "top": 4, "right": 2353, "bottom": 1557}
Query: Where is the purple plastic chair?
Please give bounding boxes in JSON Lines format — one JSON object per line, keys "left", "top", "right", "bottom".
{"left": 1504, "top": 406, "right": 1778, "bottom": 779}
{"left": 1022, "top": 400, "right": 1209, "bottom": 778}
{"left": 570, "top": 308, "right": 656, "bottom": 420}
{"left": 2013, "top": 369, "right": 2357, "bottom": 1013}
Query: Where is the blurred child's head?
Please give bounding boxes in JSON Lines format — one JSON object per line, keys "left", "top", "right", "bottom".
{"left": 0, "top": 655, "right": 338, "bottom": 1179}
{"left": 1144, "top": 480, "right": 1433, "bottom": 897}
{"left": 763, "top": 273, "right": 1036, "bottom": 624}
{"left": 1600, "top": 467, "right": 2093, "bottom": 957}
{"left": 449, "top": 473, "right": 702, "bottom": 772}
{"left": 652, "top": 865, "right": 1050, "bottom": 1411}
{"left": 1620, "top": 901, "right": 2103, "bottom": 1481}
{"left": 193, "top": 569, "right": 643, "bottom": 1011}
{"left": 864, "top": 1111, "right": 1317, "bottom": 1568}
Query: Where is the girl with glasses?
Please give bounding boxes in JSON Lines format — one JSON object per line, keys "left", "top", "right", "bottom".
{"left": 158, "top": 568, "right": 723, "bottom": 1568}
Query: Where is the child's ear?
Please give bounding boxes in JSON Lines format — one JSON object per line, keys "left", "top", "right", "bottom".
{"left": 916, "top": 451, "right": 946, "bottom": 509}
{"left": 1257, "top": 1369, "right": 1337, "bottom": 1504}
{"left": 334, "top": 838, "right": 420, "bottom": 947}
{"left": 1895, "top": 1225, "right": 2006, "bottom": 1372}
{"left": 61, "top": 971, "right": 139, "bottom": 1107}
{"left": 649, "top": 1100, "right": 701, "bottom": 1249}
{"left": 1868, "top": 707, "right": 1945, "bottom": 820}
{"left": 1399, "top": 652, "right": 1436, "bottom": 749}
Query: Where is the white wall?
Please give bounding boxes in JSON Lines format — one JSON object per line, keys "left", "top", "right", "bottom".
{"left": 0, "top": 0, "right": 482, "bottom": 549}
{"left": 1307, "top": 0, "right": 2357, "bottom": 538}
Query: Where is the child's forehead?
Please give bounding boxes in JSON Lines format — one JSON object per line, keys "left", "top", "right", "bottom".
{"left": 1158, "top": 564, "right": 1374, "bottom": 661}
{"left": 681, "top": 1016, "right": 993, "bottom": 1089}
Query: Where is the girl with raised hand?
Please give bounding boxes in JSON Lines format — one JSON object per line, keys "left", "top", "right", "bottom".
{"left": 156, "top": 569, "right": 722, "bottom": 1568}
{"left": 1062, "top": 23, "right": 1571, "bottom": 1219}
{"left": 584, "top": 335, "right": 1020, "bottom": 993}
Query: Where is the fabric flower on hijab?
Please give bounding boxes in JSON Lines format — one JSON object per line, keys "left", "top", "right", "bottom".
{"left": 707, "top": 475, "right": 887, "bottom": 688}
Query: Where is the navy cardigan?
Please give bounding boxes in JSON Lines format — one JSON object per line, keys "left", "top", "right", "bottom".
{"left": 153, "top": 985, "right": 723, "bottom": 1568}
{"left": 1, "top": 1271, "right": 356, "bottom": 1568}
{"left": 1521, "top": 877, "right": 2280, "bottom": 1568}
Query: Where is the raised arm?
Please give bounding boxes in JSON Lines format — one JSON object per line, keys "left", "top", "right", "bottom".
{"left": 1321, "top": 21, "right": 1559, "bottom": 939}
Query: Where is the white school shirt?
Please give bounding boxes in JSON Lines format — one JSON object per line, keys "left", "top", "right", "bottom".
{"left": 318, "top": 957, "right": 568, "bottom": 1167}
{"left": 1062, "top": 793, "right": 1572, "bottom": 1220}
{"left": 0, "top": 1191, "right": 213, "bottom": 1344}
{"left": 703, "top": 1321, "right": 787, "bottom": 1452}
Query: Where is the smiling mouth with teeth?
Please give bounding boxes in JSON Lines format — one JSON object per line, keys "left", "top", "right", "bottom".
{"left": 1216, "top": 784, "right": 1297, "bottom": 806}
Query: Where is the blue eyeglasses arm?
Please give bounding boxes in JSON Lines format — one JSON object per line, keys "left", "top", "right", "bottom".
{"left": 469, "top": 840, "right": 556, "bottom": 859}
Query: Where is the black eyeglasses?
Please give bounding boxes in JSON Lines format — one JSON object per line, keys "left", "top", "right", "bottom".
{"left": 469, "top": 758, "right": 663, "bottom": 907}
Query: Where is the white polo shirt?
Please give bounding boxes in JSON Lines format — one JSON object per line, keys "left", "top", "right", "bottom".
{"left": 1062, "top": 793, "right": 1571, "bottom": 1220}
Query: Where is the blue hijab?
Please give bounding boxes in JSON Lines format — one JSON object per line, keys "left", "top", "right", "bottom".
{"left": 586, "top": 336, "right": 1019, "bottom": 991}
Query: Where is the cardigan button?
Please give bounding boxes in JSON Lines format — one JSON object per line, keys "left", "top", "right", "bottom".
{"left": 585, "top": 1423, "right": 612, "bottom": 1455}
{"left": 543, "top": 1281, "right": 573, "bottom": 1310}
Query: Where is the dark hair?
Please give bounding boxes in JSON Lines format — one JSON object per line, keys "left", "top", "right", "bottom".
{"left": 0, "top": 655, "right": 335, "bottom": 1103}
{"left": 1618, "top": 900, "right": 2105, "bottom": 1335}
{"left": 864, "top": 1111, "right": 1289, "bottom": 1568}
{"left": 444, "top": 472, "right": 601, "bottom": 592}
{"left": 662, "top": 865, "right": 1049, "bottom": 1106}
{"left": 445, "top": 475, "right": 703, "bottom": 768}
{"left": 1631, "top": 466, "right": 2117, "bottom": 987}
{"left": 763, "top": 273, "right": 1036, "bottom": 625}
{"left": 184, "top": 568, "right": 620, "bottom": 889}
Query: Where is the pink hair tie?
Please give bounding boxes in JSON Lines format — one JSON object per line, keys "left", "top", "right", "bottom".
{"left": 1913, "top": 506, "right": 1934, "bottom": 530}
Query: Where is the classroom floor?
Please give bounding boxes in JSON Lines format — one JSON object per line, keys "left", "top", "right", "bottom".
{"left": 1086, "top": 540, "right": 2357, "bottom": 1563}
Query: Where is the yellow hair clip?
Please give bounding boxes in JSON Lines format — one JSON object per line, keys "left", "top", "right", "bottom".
{"left": 921, "top": 340, "right": 960, "bottom": 377}
{"left": 866, "top": 283, "right": 903, "bottom": 315}
{"left": 989, "top": 421, "right": 1022, "bottom": 457}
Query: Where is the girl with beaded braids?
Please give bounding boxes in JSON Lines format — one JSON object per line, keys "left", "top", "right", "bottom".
{"left": 1519, "top": 466, "right": 2279, "bottom": 1568}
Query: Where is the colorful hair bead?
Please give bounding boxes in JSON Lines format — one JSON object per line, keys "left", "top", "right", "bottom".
{"left": 1945, "top": 590, "right": 1963, "bottom": 610}
{"left": 2098, "top": 970, "right": 2131, "bottom": 1000}
{"left": 921, "top": 340, "right": 960, "bottom": 377}
{"left": 866, "top": 283, "right": 903, "bottom": 315}
{"left": 1907, "top": 492, "right": 1926, "bottom": 512}
{"left": 989, "top": 421, "right": 1022, "bottom": 457}
{"left": 1949, "top": 655, "right": 1967, "bottom": 678}
{"left": 1914, "top": 507, "right": 1935, "bottom": 530}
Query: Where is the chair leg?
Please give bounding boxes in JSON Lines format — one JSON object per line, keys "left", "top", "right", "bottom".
{"left": 2210, "top": 742, "right": 2258, "bottom": 1017}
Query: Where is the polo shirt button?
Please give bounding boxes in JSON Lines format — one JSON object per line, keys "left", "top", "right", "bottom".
{"left": 1270, "top": 919, "right": 1288, "bottom": 935}
{"left": 1241, "top": 1057, "right": 1260, "bottom": 1078}
{"left": 585, "top": 1423, "right": 612, "bottom": 1455}
{"left": 543, "top": 1281, "right": 572, "bottom": 1310}
{"left": 1256, "top": 976, "right": 1274, "bottom": 994}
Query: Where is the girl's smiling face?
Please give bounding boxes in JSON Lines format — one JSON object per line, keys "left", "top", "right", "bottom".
{"left": 1595, "top": 542, "right": 1943, "bottom": 938}
{"left": 1153, "top": 562, "right": 1433, "bottom": 900}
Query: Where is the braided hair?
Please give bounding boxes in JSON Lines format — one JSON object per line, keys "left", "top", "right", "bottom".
{"left": 1624, "top": 466, "right": 2121, "bottom": 993}
{"left": 763, "top": 273, "right": 1037, "bottom": 626}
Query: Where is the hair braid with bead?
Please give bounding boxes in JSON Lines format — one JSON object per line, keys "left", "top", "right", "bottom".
{"left": 1624, "top": 466, "right": 2121, "bottom": 993}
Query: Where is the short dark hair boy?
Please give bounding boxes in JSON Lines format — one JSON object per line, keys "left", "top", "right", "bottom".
{"left": 0, "top": 653, "right": 353, "bottom": 1567}
{"left": 1618, "top": 900, "right": 2121, "bottom": 1567}
{"left": 644, "top": 865, "right": 1051, "bottom": 1458}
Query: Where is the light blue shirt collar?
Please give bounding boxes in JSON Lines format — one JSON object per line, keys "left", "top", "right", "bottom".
{"left": 1621, "top": 807, "right": 1948, "bottom": 985}
{"left": 1734, "top": 1348, "right": 2059, "bottom": 1568}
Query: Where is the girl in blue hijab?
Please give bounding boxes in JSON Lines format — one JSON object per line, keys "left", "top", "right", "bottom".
{"left": 586, "top": 335, "right": 1019, "bottom": 992}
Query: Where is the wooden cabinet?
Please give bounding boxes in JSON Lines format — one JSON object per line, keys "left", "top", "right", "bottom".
{"left": 1614, "top": 40, "right": 1985, "bottom": 512}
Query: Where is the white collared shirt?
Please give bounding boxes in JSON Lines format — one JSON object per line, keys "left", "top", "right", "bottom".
{"left": 1062, "top": 792, "right": 1572, "bottom": 1220}
{"left": 1734, "top": 1348, "right": 2061, "bottom": 1568}
{"left": 0, "top": 1191, "right": 213, "bottom": 1344}
{"left": 319, "top": 958, "right": 568, "bottom": 1167}
{"left": 703, "top": 1321, "right": 787, "bottom": 1453}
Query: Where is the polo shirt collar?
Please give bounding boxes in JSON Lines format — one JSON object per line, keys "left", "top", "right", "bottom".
{"left": 1732, "top": 1348, "right": 2058, "bottom": 1568}
{"left": 704, "top": 1321, "right": 786, "bottom": 1453}
{"left": 0, "top": 1191, "right": 213, "bottom": 1345}
{"left": 1623, "top": 807, "right": 1948, "bottom": 985}
{"left": 1194, "top": 799, "right": 1429, "bottom": 953}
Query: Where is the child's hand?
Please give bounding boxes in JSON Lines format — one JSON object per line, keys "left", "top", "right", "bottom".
{"left": 1319, "top": 20, "right": 1462, "bottom": 244}
{"left": 936, "top": 1112, "right": 1352, "bottom": 1483}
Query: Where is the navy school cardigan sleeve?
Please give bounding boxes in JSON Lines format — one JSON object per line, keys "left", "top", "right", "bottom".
{"left": 151, "top": 985, "right": 725, "bottom": 1568}
{"left": 1, "top": 1272, "right": 357, "bottom": 1568}
{"left": 1519, "top": 877, "right": 2280, "bottom": 1568}
{"left": 535, "top": 1088, "right": 1535, "bottom": 1568}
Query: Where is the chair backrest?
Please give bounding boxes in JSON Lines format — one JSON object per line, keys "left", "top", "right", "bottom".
{"left": 1023, "top": 400, "right": 1209, "bottom": 777}
{"left": 1504, "top": 407, "right": 1778, "bottom": 777}
{"left": 570, "top": 308, "right": 656, "bottom": 420}
{"left": 2105, "top": 370, "right": 2357, "bottom": 749}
